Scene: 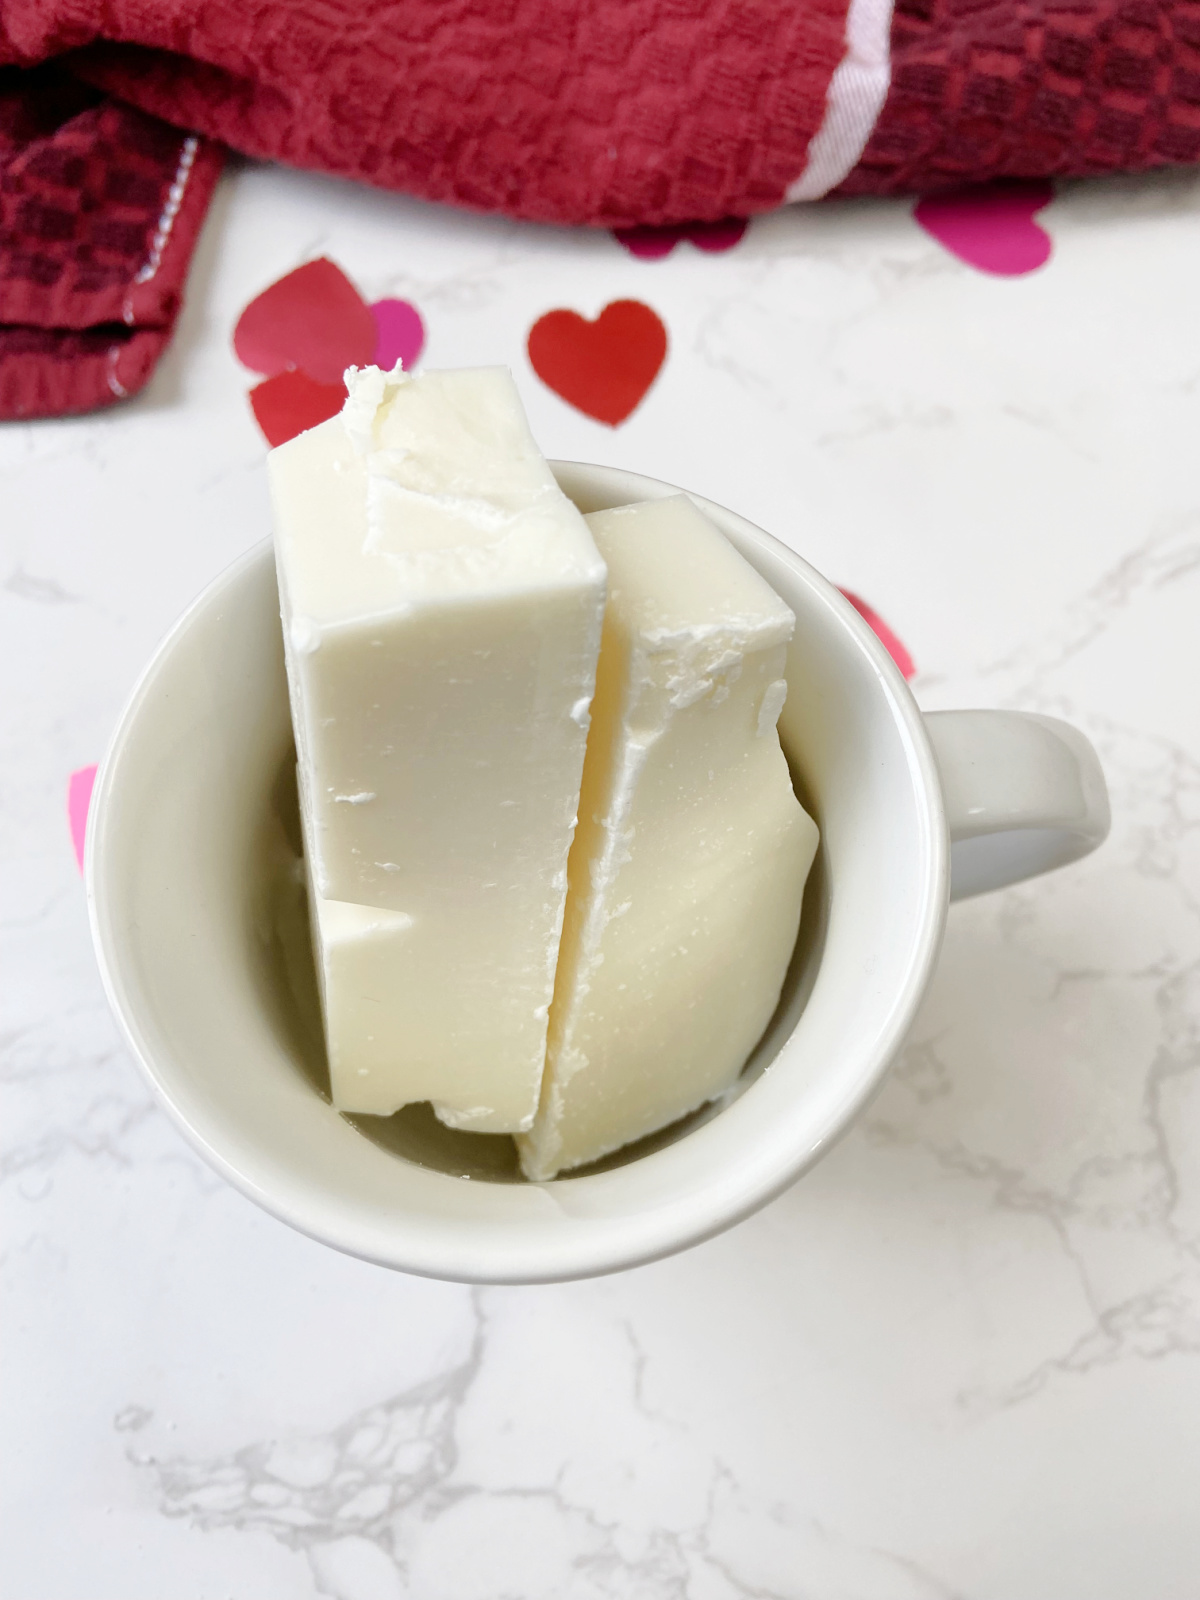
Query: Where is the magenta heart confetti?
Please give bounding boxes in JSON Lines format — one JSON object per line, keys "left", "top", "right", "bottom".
{"left": 613, "top": 217, "right": 747, "bottom": 260}
{"left": 914, "top": 181, "right": 1054, "bottom": 277}
{"left": 370, "top": 298, "right": 426, "bottom": 371}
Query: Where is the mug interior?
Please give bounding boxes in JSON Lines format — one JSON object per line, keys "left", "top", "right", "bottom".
{"left": 88, "top": 464, "right": 947, "bottom": 1282}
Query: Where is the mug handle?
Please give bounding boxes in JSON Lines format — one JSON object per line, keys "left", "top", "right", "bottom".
{"left": 923, "top": 710, "right": 1111, "bottom": 902}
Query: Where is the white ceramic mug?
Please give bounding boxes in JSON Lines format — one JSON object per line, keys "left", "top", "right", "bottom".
{"left": 87, "top": 463, "right": 1109, "bottom": 1283}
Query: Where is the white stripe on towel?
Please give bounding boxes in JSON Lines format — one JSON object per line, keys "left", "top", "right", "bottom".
{"left": 785, "top": 0, "right": 895, "bottom": 202}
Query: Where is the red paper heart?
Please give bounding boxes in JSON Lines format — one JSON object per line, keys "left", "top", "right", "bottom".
{"left": 839, "top": 590, "right": 915, "bottom": 679}
{"left": 250, "top": 369, "right": 347, "bottom": 448}
{"left": 528, "top": 300, "right": 667, "bottom": 426}
{"left": 234, "top": 258, "right": 377, "bottom": 384}
{"left": 914, "top": 181, "right": 1054, "bottom": 277}
{"left": 613, "top": 218, "right": 747, "bottom": 260}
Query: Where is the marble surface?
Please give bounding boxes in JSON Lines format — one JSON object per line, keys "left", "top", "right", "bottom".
{"left": 4, "top": 157, "right": 1200, "bottom": 1598}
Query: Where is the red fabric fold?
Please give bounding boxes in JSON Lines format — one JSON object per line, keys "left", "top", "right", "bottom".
{"left": 5, "top": 1, "right": 850, "bottom": 229}
{"left": 0, "top": 63, "right": 222, "bottom": 418}
{"left": 1, "top": 0, "right": 1198, "bottom": 420}
{"left": 840, "top": 0, "right": 1200, "bottom": 197}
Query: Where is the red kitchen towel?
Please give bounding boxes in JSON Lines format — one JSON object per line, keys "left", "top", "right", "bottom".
{"left": 840, "top": 0, "right": 1200, "bottom": 198}
{"left": 0, "top": 64, "right": 223, "bottom": 418}
{"left": 1, "top": 0, "right": 1197, "bottom": 418}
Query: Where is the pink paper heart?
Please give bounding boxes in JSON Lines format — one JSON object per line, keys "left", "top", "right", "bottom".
{"left": 613, "top": 217, "right": 747, "bottom": 260}
{"left": 68, "top": 764, "right": 97, "bottom": 871}
{"left": 371, "top": 298, "right": 426, "bottom": 371}
{"left": 839, "top": 591, "right": 915, "bottom": 680}
{"left": 914, "top": 181, "right": 1054, "bottom": 277}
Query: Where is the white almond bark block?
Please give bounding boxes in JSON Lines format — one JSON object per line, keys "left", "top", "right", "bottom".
{"left": 270, "top": 366, "right": 607, "bottom": 1130}
{"left": 302, "top": 843, "right": 552, "bottom": 1130}
{"left": 518, "top": 496, "right": 819, "bottom": 1180}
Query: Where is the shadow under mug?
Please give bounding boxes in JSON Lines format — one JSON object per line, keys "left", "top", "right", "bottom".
{"left": 87, "top": 463, "right": 1110, "bottom": 1283}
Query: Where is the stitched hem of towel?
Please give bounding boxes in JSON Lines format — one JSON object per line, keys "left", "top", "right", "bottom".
{"left": 0, "top": 67, "right": 223, "bottom": 419}
{"left": 0, "top": 324, "right": 169, "bottom": 418}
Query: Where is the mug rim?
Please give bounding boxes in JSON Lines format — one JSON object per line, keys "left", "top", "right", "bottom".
{"left": 87, "top": 461, "right": 949, "bottom": 1282}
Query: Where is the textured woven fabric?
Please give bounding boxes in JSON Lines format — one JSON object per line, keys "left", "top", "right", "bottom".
{"left": 2, "top": 0, "right": 850, "bottom": 228}
{"left": 0, "top": 63, "right": 222, "bottom": 417}
{"left": 839, "top": 0, "right": 1200, "bottom": 194}
{"left": 2, "top": 0, "right": 1200, "bottom": 419}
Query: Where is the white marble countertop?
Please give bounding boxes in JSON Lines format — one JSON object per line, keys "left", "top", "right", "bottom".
{"left": 4, "top": 158, "right": 1200, "bottom": 1599}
